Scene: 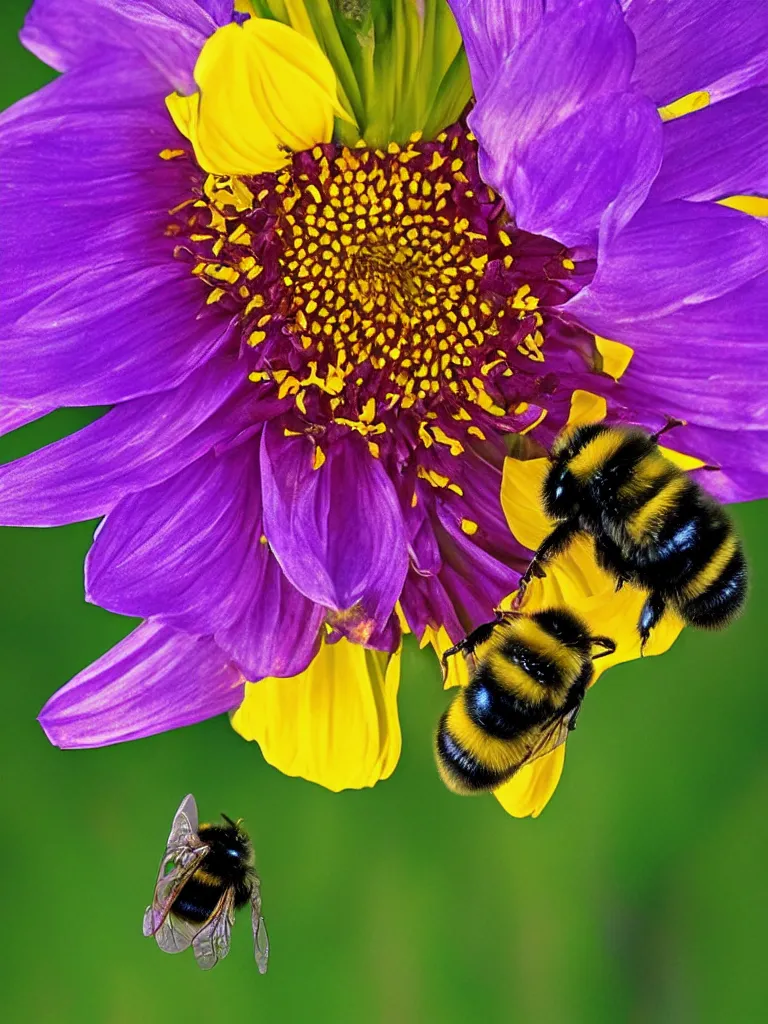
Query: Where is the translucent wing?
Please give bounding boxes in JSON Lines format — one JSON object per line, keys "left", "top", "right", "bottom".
{"left": 143, "top": 794, "right": 210, "bottom": 944}
{"left": 509, "top": 700, "right": 583, "bottom": 777}
{"left": 153, "top": 909, "right": 202, "bottom": 956}
{"left": 171, "top": 793, "right": 199, "bottom": 837}
{"left": 192, "top": 887, "right": 236, "bottom": 971}
{"left": 250, "top": 877, "right": 269, "bottom": 975}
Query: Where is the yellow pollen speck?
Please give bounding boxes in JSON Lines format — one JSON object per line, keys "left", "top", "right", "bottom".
{"left": 460, "top": 519, "right": 478, "bottom": 536}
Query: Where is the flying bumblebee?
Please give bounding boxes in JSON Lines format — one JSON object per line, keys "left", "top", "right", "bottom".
{"left": 518, "top": 422, "right": 747, "bottom": 647}
{"left": 436, "top": 608, "right": 615, "bottom": 793}
{"left": 143, "top": 794, "right": 269, "bottom": 972}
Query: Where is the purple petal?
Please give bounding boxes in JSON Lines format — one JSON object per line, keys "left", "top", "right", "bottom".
{"left": 651, "top": 87, "right": 768, "bottom": 203}
{"left": 566, "top": 200, "right": 768, "bottom": 330}
{"left": 86, "top": 445, "right": 261, "bottom": 627}
{"left": 680, "top": 427, "right": 768, "bottom": 504}
{"left": 87, "top": 437, "right": 325, "bottom": 680}
{"left": 21, "top": 0, "right": 231, "bottom": 93}
{"left": 3, "top": 266, "right": 230, "bottom": 407}
{"left": 0, "top": 399, "right": 53, "bottom": 439}
{"left": 402, "top": 489, "right": 442, "bottom": 577}
{"left": 215, "top": 554, "right": 325, "bottom": 680}
{"left": 401, "top": 448, "right": 527, "bottom": 640}
{"left": 1, "top": 55, "right": 226, "bottom": 406}
{"left": 627, "top": 0, "right": 768, "bottom": 106}
{"left": 599, "top": 270, "right": 768, "bottom": 420}
{"left": 0, "top": 355, "right": 246, "bottom": 526}
{"left": 600, "top": 269, "right": 768, "bottom": 502}
{"left": 38, "top": 621, "right": 243, "bottom": 749}
{"left": 509, "top": 91, "right": 662, "bottom": 247}
{"left": 260, "top": 424, "right": 408, "bottom": 630}
{"left": 447, "top": 0, "right": 544, "bottom": 98}
{"left": 469, "top": 0, "right": 635, "bottom": 195}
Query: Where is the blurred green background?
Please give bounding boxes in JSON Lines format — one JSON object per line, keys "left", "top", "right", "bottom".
{"left": 2, "top": 3, "right": 768, "bottom": 1021}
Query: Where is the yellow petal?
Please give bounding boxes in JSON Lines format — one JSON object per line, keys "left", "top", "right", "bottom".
{"left": 595, "top": 336, "right": 634, "bottom": 380}
{"left": 166, "top": 17, "right": 344, "bottom": 175}
{"left": 231, "top": 638, "right": 402, "bottom": 792}
{"left": 500, "top": 456, "right": 551, "bottom": 551}
{"left": 717, "top": 195, "right": 768, "bottom": 218}
{"left": 658, "top": 445, "right": 707, "bottom": 472}
{"left": 568, "top": 389, "right": 607, "bottom": 427}
{"left": 658, "top": 89, "right": 710, "bottom": 121}
{"left": 493, "top": 745, "right": 566, "bottom": 819}
{"left": 422, "top": 625, "right": 469, "bottom": 690}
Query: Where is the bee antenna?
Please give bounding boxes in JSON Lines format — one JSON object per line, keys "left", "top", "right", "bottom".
{"left": 222, "top": 813, "right": 237, "bottom": 828}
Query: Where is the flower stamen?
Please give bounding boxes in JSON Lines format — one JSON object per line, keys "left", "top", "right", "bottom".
{"left": 169, "top": 124, "right": 590, "bottom": 448}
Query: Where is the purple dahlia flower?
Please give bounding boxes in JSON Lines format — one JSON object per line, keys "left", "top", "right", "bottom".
{"left": 2, "top": 0, "right": 767, "bottom": 814}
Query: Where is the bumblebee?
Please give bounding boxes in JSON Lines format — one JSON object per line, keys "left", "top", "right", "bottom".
{"left": 519, "top": 422, "right": 748, "bottom": 646}
{"left": 143, "top": 794, "right": 268, "bottom": 972}
{"left": 436, "top": 609, "right": 615, "bottom": 793}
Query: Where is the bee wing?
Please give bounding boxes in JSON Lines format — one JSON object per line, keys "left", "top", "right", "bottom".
{"left": 191, "top": 887, "right": 236, "bottom": 971}
{"left": 514, "top": 706, "right": 580, "bottom": 773}
{"left": 143, "top": 795, "right": 209, "bottom": 941}
{"left": 153, "top": 911, "right": 204, "bottom": 956}
{"left": 170, "top": 793, "right": 199, "bottom": 839}
{"left": 250, "top": 877, "right": 269, "bottom": 975}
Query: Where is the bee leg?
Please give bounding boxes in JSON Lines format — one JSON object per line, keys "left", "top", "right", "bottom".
{"left": 441, "top": 641, "right": 469, "bottom": 682}
{"left": 591, "top": 636, "right": 617, "bottom": 660}
{"left": 515, "top": 520, "right": 580, "bottom": 606}
{"left": 651, "top": 416, "right": 686, "bottom": 443}
{"left": 638, "top": 592, "right": 667, "bottom": 653}
{"left": 493, "top": 606, "right": 520, "bottom": 624}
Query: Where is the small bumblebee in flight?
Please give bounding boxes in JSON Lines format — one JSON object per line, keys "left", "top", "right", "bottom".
{"left": 518, "top": 422, "right": 747, "bottom": 647}
{"left": 143, "top": 794, "right": 269, "bottom": 972}
{"left": 436, "top": 608, "right": 615, "bottom": 793}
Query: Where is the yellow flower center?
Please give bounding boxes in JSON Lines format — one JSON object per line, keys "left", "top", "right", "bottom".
{"left": 164, "top": 124, "right": 577, "bottom": 448}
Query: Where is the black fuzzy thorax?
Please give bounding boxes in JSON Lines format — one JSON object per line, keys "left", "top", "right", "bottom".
{"left": 171, "top": 823, "right": 253, "bottom": 925}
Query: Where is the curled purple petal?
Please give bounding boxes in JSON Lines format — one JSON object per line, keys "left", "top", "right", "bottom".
{"left": 215, "top": 554, "right": 325, "bottom": 681}
{"left": 38, "top": 621, "right": 244, "bottom": 749}
{"left": 260, "top": 423, "right": 408, "bottom": 632}
{"left": 85, "top": 438, "right": 325, "bottom": 680}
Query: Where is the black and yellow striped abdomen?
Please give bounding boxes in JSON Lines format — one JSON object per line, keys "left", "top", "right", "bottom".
{"left": 436, "top": 610, "right": 594, "bottom": 794}
{"left": 603, "top": 451, "right": 747, "bottom": 630}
